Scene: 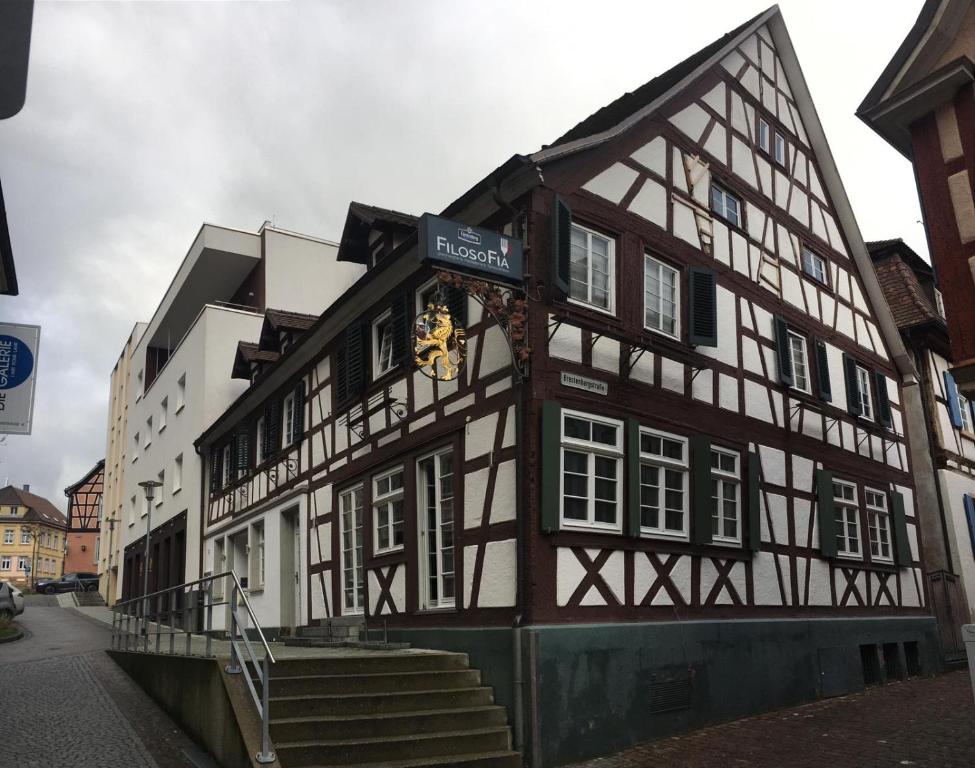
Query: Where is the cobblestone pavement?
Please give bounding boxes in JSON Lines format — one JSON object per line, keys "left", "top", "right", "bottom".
{"left": 0, "top": 605, "right": 215, "bottom": 768}
{"left": 567, "top": 669, "right": 975, "bottom": 768}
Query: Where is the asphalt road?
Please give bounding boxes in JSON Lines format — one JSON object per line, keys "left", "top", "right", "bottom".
{"left": 0, "top": 600, "right": 216, "bottom": 768}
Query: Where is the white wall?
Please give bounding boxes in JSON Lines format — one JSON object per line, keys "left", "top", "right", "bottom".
{"left": 939, "top": 468, "right": 975, "bottom": 618}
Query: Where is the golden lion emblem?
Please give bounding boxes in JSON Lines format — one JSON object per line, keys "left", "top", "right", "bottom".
{"left": 414, "top": 304, "right": 466, "bottom": 381}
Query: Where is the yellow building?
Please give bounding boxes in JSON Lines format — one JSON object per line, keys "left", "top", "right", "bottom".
{"left": 0, "top": 485, "right": 68, "bottom": 589}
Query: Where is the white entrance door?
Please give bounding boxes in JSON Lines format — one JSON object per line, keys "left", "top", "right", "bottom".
{"left": 293, "top": 515, "right": 301, "bottom": 625}
{"left": 339, "top": 485, "right": 365, "bottom": 615}
{"left": 418, "top": 449, "right": 455, "bottom": 609}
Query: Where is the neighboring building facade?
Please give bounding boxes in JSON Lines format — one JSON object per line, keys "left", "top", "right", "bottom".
{"left": 63, "top": 460, "right": 104, "bottom": 576}
{"left": 113, "top": 222, "right": 364, "bottom": 605}
{"left": 99, "top": 322, "right": 147, "bottom": 605}
{"left": 0, "top": 485, "right": 66, "bottom": 588}
{"left": 859, "top": 0, "right": 975, "bottom": 395}
{"left": 870, "top": 238, "right": 975, "bottom": 659}
{"left": 197, "top": 9, "right": 939, "bottom": 765}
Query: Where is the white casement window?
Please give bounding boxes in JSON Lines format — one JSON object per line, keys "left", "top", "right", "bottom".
{"left": 0, "top": 556, "right": 9, "bottom": 570}
{"left": 145, "top": 416, "right": 152, "bottom": 448}
{"left": 2, "top": 529, "right": 12, "bottom": 544}
{"left": 159, "top": 398, "right": 168, "bottom": 432}
{"left": 339, "top": 485, "right": 365, "bottom": 614}
{"left": 129, "top": 496, "right": 136, "bottom": 526}
{"left": 710, "top": 448, "right": 741, "bottom": 544}
{"left": 221, "top": 443, "right": 232, "bottom": 488}
{"left": 416, "top": 277, "right": 439, "bottom": 315}
{"left": 18, "top": 557, "right": 27, "bottom": 572}
{"left": 644, "top": 255, "right": 679, "bottom": 338}
{"left": 252, "top": 522, "right": 266, "bottom": 589}
{"left": 758, "top": 117, "right": 770, "bottom": 152}
{"left": 156, "top": 471, "right": 165, "bottom": 506}
{"left": 373, "top": 310, "right": 395, "bottom": 378}
{"left": 560, "top": 410, "right": 624, "bottom": 531}
{"left": 282, "top": 392, "right": 296, "bottom": 448}
{"left": 801, "top": 246, "right": 828, "bottom": 285}
{"left": 935, "top": 288, "right": 946, "bottom": 320}
{"left": 569, "top": 224, "right": 615, "bottom": 314}
{"left": 133, "top": 432, "right": 140, "bottom": 462}
{"left": 774, "top": 132, "right": 786, "bottom": 166}
{"left": 833, "top": 481, "right": 861, "bottom": 557}
{"left": 788, "top": 331, "right": 811, "bottom": 394}
{"left": 176, "top": 374, "right": 186, "bottom": 412}
{"left": 710, "top": 183, "right": 741, "bottom": 228}
{"left": 20, "top": 529, "right": 30, "bottom": 545}
{"left": 639, "top": 428, "right": 689, "bottom": 539}
{"left": 373, "top": 467, "right": 405, "bottom": 554}
{"left": 255, "top": 416, "right": 265, "bottom": 466}
{"left": 856, "top": 365, "right": 874, "bottom": 421}
{"left": 865, "top": 488, "right": 893, "bottom": 563}
{"left": 959, "top": 393, "right": 973, "bottom": 433}
{"left": 173, "top": 454, "right": 183, "bottom": 493}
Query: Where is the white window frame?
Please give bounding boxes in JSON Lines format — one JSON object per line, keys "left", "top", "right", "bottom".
{"left": 856, "top": 365, "right": 874, "bottom": 421}
{"left": 758, "top": 117, "right": 770, "bottom": 153}
{"left": 339, "top": 484, "right": 365, "bottom": 615}
{"left": 2, "top": 529, "right": 12, "bottom": 545}
{"left": 282, "top": 392, "right": 296, "bottom": 448}
{"left": 255, "top": 416, "right": 265, "bottom": 466}
{"left": 20, "top": 529, "right": 30, "bottom": 545}
{"left": 559, "top": 409, "right": 624, "bottom": 532}
{"left": 774, "top": 132, "right": 786, "bottom": 166}
{"left": 0, "top": 556, "right": 9, "bottom": 571}
{"left": 251, "top": 522, "right": 266, "bottom": 589}
{"left": 145, "top": 416, "right": 152, "bottom": 448}
{"left": 710, "top": 447, "right": 742, "bottom": 546}
{"left": 833, "top": 480, "right": 862, "bottom": 559}
{"left": 788, "top": 331, "right": 811, "bottom": 394}
{"left": 643, "top": 254, "right": 680, "bottom": 339}
{"left": 18, "top": 557, "right": 27, "bottom": 572}
{"left": 176, "top": 374, "right": 186, "bottom": 412}
{"left": 865, "top": 488, "right": 893, "bottom": 563}
{"left": 173, "top": 454, "right": 183, "bottom": 494}
{"left": 372, "top": 310, "right": 395, "bottom": 379}
{"left": 133, "top": 432, "right": 140, "bottom": 463}
{"left": 568, "top": 223, "right": 616, "bottom": 315}
{"left": 638, "top": 427, "right": 689, "bottom": 540}
{"left": 416, "top": 277, "right": 439, "bottom": 315}
{"left": 416, "top": 447, "right": 456, "bottom": 610}
{"left": 129, "top": 496, "right": 136, "bottom": 527}
{"left": 710, "top": 183, "right": 742, "bottom": 228}
{"left": 801, "top": 246, "right": 828, "bottom": 285}
{"left": 373, "top": 466, "right": 405, "bottom": 555}
{"left": 159, "top": 397, "right": 168, "bottom": 433}
{"left": 935, "top": 288, "right": 946, "bottom": 320}
{"left": 959, "top": 393, "right": 973, "bottom": 433}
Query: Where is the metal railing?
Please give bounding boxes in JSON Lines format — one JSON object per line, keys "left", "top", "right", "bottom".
{"left": 110, "top": 570, "right": 276, "bottom": 764}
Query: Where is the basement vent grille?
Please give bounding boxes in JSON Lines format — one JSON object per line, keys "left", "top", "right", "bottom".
{"left": 648, "top": 676, "right": 693, "bottom": 714}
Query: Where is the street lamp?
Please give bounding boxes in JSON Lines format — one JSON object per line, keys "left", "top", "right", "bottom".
{"left": 137, "top": 480, "right": 162, "bottom": 638}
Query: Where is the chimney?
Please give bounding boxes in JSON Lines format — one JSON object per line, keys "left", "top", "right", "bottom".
{"left": 22, "top": 484, "right": 29, "bottom": 493}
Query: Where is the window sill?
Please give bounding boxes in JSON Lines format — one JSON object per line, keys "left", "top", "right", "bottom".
{"left": 175, "top": 405, "right": 185, "bottom": 414}
{"left": 567, "top": 297, "right": 617, "bottom": 319}
{"left": 173, "top": 487, "right": 181, "bottom": 496}
{"left": 560, "top": 521, "right": 623, "bottom": 535}
{"left": 640, "top": 530, "right": 690, "bottom": 543}
{"left": 158, "top": 425, "right": 166, "bottom": 434}
{"left": 373, "top": 545, "right": 405, "bottom": 558}
{"left": 247, "top": 587, "right": 264, "bottom": 595}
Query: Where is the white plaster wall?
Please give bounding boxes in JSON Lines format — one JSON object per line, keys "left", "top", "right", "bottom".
{"left": 939, "top": 469, "right": 975, "bottom": 618}
{"left": 263, "top": 230, "right": 364, "bottom": 316}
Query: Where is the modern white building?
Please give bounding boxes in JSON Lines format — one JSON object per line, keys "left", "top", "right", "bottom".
{"left": 113, "top": 221, "right": 364, "bottom": 604}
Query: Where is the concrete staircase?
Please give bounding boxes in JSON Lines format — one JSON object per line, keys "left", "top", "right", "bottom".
{"left": 263, "top": 651, "right": 521, "bottom": 767}
{"left": 282, "top": 618, "right": 409, "bottom": 650}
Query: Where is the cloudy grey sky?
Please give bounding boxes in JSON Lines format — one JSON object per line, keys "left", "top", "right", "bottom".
{"left": 0, "top": 0, "right": 926, "bottom": 509}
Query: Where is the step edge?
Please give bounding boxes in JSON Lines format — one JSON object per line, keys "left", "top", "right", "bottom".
{"left": 274, "top": 725, "right": 512, "bottom": 749}
{"left": 269, "top": 705, "right": 505, "bottom": 725}
{"left": 269, "top": 686, "right": 493, "bottom": 702}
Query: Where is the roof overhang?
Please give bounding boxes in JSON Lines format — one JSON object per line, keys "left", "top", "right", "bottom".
{"left": 0, "top": 176, "right": 19, "bottom": 296}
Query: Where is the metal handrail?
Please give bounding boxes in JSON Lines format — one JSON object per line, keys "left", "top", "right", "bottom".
{"left": 110, "top": 570, "right": 276, "bottom": 764}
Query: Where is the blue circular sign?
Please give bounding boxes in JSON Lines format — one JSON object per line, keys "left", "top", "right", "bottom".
{"left": 0, "top": 334, "right": 34, "bottom": 390}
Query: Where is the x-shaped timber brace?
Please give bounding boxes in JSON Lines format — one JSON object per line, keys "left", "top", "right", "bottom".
{"left": 434, "top": 270, "right": 531, "bottom": 381}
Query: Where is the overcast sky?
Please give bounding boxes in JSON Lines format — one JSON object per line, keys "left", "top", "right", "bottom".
{"left": 0, "top": 0, "right": 926, "bottom": 509}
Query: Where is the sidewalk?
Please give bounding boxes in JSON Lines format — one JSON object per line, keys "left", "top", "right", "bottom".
{"left": 567, "top": 669, "right": 975, "bottom": 768}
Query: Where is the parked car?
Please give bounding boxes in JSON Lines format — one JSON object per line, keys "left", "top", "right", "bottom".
{"left": 34, "top": 572, "right": 99, "bottom": 594}
{"left": 0, "top": 581, "right": 24, "bottom": 619}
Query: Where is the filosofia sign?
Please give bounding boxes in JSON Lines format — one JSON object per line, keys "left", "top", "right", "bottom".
{"left": 0, "top": 322, "right": 40, "bottom": 435}
{"left": 419, "top": 213, "right": 524, "bottom": 286}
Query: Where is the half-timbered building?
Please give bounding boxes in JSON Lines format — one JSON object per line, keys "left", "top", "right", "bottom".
{"left": 197, "top": 8, "right": 941, "bottom": 765}
{"left": 63, "top": 460, "right": 104, "bottom": 575}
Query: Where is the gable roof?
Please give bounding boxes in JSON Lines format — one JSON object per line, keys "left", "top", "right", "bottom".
{"left": 0, "top": 485, "right": 67, "bottom": 528}
{"left": 337, "top": 201, "right": 418, "bottom": 265}
{"left": 868, "top": 239, "right": 943, "bottom": 330}
{"left": 857, "top": 0, "right": 975, "bottom": 157}
{"left": 231, "top": 340, "right": 279, "bottom": 380}
{"left": 64, "top": 459, "right": 105, "bottom": 496}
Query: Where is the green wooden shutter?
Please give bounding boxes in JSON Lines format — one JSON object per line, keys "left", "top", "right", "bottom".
{"left": 691, "top": 435, "right": 713, "bottom": 545}
{"left": 390, "top": 291, "right": 411, "bottom": 366}
{"left": 815, "top": 339, "right": 832, "bottom": 401}
{"left": 344, "top": 322, "right": 367, "bottom": 403}
{"left": 688, "top": 269, "right": 718, "bottom": 347}
{"left": 627, "top": 418, "right": 641, "bottom": 538}
{"left": 235, "top": 429, "right": 250, "bottom": 471}
{"left": 890, "top": 491, "right": 911, "bottom": 567}
{"left": 540, "top": 401, "right": 561, "bottom": 533}
{"left": 293, "top": 379, "right": 306, "bottom": 437}
{"left": 265, "top": 399, "right": 281, "bottom": 456}
{"left": 552, "top": 196, "right": 572, "bottom": 298}
{"left": 747, "top": 451, "right": 761, "bottom": 552}
{"left": 874, "top": 371, "right": 892, "bottom": 428}
{"left": 446, "top": 285, "right": 468, "bottom": 327}
{"left": 335, "top": 347, "right": 348, "bottom": 405}
{"left": 774, "top": 315, "right": 793, "bottom": 387}
{"left": 209, "top": 448, "right": 219, "bottom": 493}
{"left": 816, "top": 469, "right": 837, "bottom": 557}
{"left": 842, "top": 353, "right": 861, "bottom": 416}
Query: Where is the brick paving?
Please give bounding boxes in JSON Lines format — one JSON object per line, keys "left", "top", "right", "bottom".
{"left": 567, "top": 670, "right": 975, "bottom": 768}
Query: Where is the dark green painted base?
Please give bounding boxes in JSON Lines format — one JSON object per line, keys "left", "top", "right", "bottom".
{"left": 532, "top": 616, "right": 941, "bottom": 767}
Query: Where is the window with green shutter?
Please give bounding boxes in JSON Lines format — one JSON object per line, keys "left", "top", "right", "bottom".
{"left": 890, "top": 490, "right": 912, "bottom": 567}
{"left": 540, "top": 402, "right": 561, "bottom": 533}
{"left": 552, "top": 196, "right": 572, "bottom": 298}
{"left": 746, "top": 452, "right": 761, "bottom": 552}
{"left": 690, "top": 435, "right": 713, "bottom": 545}
{"left": 688, "top": 268, "right": 717, "bottom": 347}
{"left": 842, "top": 354, "right": 862, "bottom": 417}
{"left": 814, "top": 339, "right": 832, "bottom": 401}
{"left": 773, "top": 315, "right": 793, "bottom": 387}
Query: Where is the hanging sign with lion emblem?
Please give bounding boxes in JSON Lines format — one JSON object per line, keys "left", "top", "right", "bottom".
{"left": 414, "top": 302, "right": 466, "bottom": 381}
